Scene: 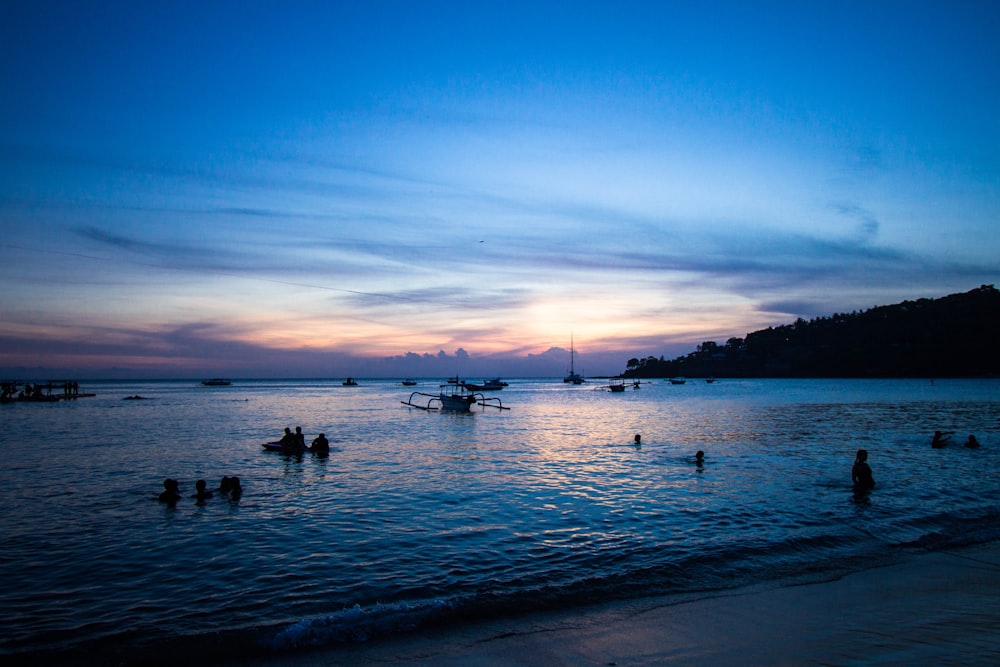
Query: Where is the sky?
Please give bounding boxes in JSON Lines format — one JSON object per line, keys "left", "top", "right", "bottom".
{"left": 1, "top": 1, "right": 998, "bottom": 379}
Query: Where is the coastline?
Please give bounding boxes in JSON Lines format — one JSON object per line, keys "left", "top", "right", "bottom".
{"left": 241, "top": 541, "right": 1000, "bottom": 666}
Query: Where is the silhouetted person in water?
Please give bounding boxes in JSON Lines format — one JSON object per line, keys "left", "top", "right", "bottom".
{"left": 965, "top": 434, "right": 981, "bottom": 449}
{"left": 310, "top": 433, "right": 330, "bottom": 455}
{"left": 695, "top": 450, "right": 705, "bottom": 467}
{"left": 192, "top": 479, "right": 213, "bottom": 502}
{"left": 278, "top": 427, "right": 296, "bottom": 454}
{"left": 228, "top": 476, "right": 242, "bottom": 499}
{"left": 217, "top": 476, "right": 232, "bottom": 494}
{"left": 158, "top": 478, "right": 181, "bottom": 505}
{"left": 852, "top": 449, "right": 875, "bottom": 491}
{"left": 633, "top": 434, "right": 641, "bottom": 447}
{"left": 293, "top": 426, "right": 306, "bottom": 453}
{"left": 931, "top": 431, "right": 952, "bottom": 448}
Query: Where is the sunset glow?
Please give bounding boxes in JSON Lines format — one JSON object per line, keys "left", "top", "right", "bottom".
{"left": 2, "top": 2, "right": 998, "bottom": 378}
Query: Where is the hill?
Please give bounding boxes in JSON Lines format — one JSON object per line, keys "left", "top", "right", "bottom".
{"left": 623, "top": 285, "right": 1000, "bottom": 378}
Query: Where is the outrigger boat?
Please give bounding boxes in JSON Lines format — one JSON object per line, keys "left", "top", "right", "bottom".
{"left": 607, "top": 378, "right": 626, "bottom": 392}
{"left": 402, "top": 376, "right": 509, "bottom": 412}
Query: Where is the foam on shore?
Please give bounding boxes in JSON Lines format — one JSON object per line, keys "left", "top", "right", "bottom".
{"left": 236, "top": 541, "right": 1000, "bottom": 666}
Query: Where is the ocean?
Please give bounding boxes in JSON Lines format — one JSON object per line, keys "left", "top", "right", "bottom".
{"left": 2, "top": 378, "right": 998, "bottom": 665}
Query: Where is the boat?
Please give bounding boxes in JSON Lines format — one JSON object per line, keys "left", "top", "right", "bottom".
{"left": 669, "top": 377, "right": 687, "bottom": 385}
{"left": 563, "top": 336, "right": 585, "bottom": 384}
{"left": 401, "top": 378, "right": 418, "bottom": 386}
{"left": 401, "top": 377, "right": 509, "bottom": 412}
{"left": 607, "top": 378, "right": 626, "bottom": 392}
{"left": 201, "top": 378, "right": 232, "bottom": 386}
{"left": 462, "top": 377, "right": 507, "bottom": 391}
{"left": 342, "top": 377, "right": 358, "bottom": 386}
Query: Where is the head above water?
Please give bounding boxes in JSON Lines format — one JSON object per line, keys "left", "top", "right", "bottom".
{"left": 856, "top": 449, "right": 868, "bottom": 462}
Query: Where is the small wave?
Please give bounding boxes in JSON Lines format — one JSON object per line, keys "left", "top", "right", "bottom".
{"left": 266, "top": 598, "right": 454, "bottom": 650}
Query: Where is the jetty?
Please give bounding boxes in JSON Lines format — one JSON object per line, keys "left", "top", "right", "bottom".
{"left": 1, "top": 380, "right": 96, "bottom": 403}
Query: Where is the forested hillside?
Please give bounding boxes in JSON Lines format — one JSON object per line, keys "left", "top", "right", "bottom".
{"left": 624, "top": 285, "right": 1000, "bottom": 378}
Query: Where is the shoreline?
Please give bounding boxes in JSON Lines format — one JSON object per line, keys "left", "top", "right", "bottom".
{"left": 240, "top": 541, "right": 1000, "bottom": 666}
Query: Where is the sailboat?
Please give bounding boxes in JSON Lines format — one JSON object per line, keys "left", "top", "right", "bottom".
{"left": 563, "top": 336, "right": 585, "bottom": 384}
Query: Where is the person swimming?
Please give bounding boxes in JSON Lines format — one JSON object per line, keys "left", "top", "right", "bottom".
{"left": 964, "top": 434, "right": 981, "bottom": 449}
{"left": 158, "top": 478, "right": 181, "bottom": 505}
{"left": 633, "top": 434, "right": 641, "bottom": 447}
{"left": 852, "top": 449, "right": 875, "bottom": 490}
{"left": 931, "top": 431, "right": 953, "bottom": 448}
{"left": 310, "top": 433, "right": 330, "bottom": 455}
{"left": 228, "top": 476, "right": 242, "bottom": 499}
{"left": 192, "top": 479, "right": 213, "bottom": 502}
{"left": 279, "top": 427, "right": 297, "bottom": 454}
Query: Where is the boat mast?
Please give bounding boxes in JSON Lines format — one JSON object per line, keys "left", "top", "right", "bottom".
{"left": 570, "top": 334, "right": 575, "bottom": 374}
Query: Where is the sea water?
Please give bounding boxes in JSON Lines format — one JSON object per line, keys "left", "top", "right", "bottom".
{"left": 1, "top": 378, "right": 998, "bottom": 663}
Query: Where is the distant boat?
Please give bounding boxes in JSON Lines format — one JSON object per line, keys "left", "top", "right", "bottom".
{"left": 201, "top": 378, "right": 231, "bottom": 386}
{"left": 669, "top": 377, "right": 687, "bottom": 385}
{"left": 563, "top": 336, "right": 585, "bottom": 384}
{"left": 401, "top": 378, "right": 418, "bottom": 386}
{"left": 462, "top": 377, "right": 507, "bottom": 391}
{"left": 342, "top": 377, "right": 358, "bottom": 386}
{"left": 607, "top": 378, "right": 626, "bottom": 392}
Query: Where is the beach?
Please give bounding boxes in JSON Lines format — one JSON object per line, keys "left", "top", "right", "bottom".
{"left": 244, "top": 541, "right": 1000, "bottom": 666}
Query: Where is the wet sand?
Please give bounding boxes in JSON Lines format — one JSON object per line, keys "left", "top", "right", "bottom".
{"left": 248, "top": 541, "right": 1000, "bottom": 666}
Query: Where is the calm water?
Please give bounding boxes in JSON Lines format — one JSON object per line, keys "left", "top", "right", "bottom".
{"left": 2, "top": 378, "right": 999, "bottom": 664}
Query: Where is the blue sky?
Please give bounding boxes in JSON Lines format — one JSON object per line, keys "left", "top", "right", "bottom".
{"left": 1, "top": 1, "right": 998, "bottom": 378}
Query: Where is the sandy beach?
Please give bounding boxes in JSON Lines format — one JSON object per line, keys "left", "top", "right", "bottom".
{"left": 245, "top": 541, "right": 1000, "bottom": 666}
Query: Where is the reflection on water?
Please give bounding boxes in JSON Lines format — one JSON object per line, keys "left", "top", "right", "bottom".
{"left": 0, "top": 378, "right": 998, "bottom": 659}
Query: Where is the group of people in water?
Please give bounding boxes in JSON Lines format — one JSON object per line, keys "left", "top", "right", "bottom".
{"left": 931, "top": 431, "right": 981, "bottom": 449}
{"left": 277, "top": 426, "right": 329, "bottom": 455}
{"left": 851, "top": 430, "right": 984, "bottom": 494}
{"left": 158, "top": 475, "right": 242, "bottom": 506}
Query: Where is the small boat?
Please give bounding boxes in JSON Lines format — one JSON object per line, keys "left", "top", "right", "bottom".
{"left": 669, "top": 377, "right": 687, "bottom": 385}
{"left": 401, "top": 377, "right": 509, "bottom": 412}
{"left": 462, "top": 378, "right": 506, "bottom": 391}
{"left": 342, "top": 377, "right": 358, "bottom": 386}
{"left": 607, "top": 378, "right": 626, "bottom": 392}
{"left": 401, "top": 378, "right": 418, "bottom": 386}
{"left": 201, "top": 378, "right": 232, "bottom": 386}
{"left": 706, "top": 377, "right": 716, "bottom": 384}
